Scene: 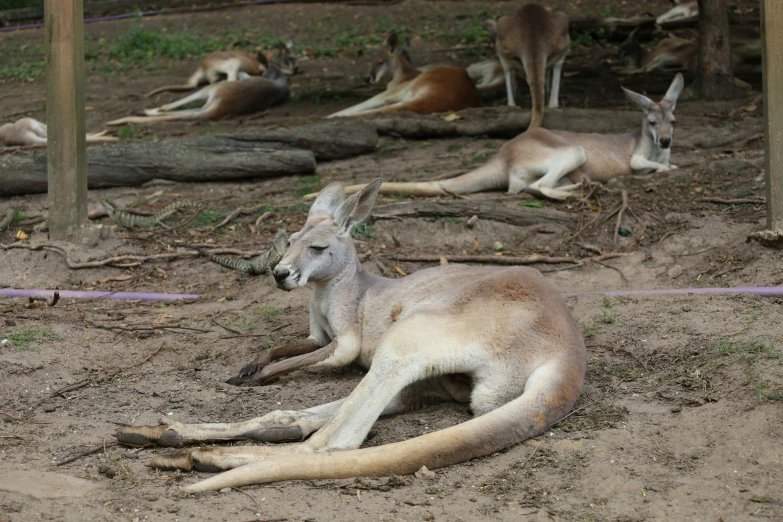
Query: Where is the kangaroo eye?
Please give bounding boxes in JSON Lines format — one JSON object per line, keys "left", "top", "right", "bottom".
{"left": 309, "top": 245, "right": 328, "bottom": 252}
{"left": 648, "top": 121, "right": 657, "bottom": 126}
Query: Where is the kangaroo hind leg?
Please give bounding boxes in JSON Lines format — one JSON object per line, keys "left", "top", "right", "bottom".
{"left": 526, "top": 144, "right": 586, "bottom": 201}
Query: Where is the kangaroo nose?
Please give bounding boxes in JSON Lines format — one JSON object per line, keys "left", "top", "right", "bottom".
{"left": 364, "top": 76, "right": 372, "bottom": 84}
{"left": 659, "top": 137, "right": 671, "bottom": 149}
{"left": 273, "top": 268, "right": 290, "bottom": 284}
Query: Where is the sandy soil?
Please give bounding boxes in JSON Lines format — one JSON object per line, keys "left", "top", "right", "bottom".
{"left": 1, "top": 1, "right": 781, "bottom": 521}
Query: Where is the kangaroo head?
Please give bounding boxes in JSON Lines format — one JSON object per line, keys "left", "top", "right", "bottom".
{"left": 273, "top": 39, "right": 299, "bottom": 76}
{"left": 618, "top": 27, "right": 643, "bottom": 64}
{"left": 273, "top": 179, "right": 382, "bottom": 291}
{"left": 622, "top": 73, "right": 683, "bottom": 150}
{"left": 365, "top": 32, "right": 412, "bottom": 85}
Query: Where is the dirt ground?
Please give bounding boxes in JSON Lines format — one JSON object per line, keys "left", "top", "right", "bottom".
{"left": 1, "top": 1, "right": 782, "bottom": 521}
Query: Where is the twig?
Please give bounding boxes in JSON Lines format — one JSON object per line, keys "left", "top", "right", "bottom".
{"left": 613, "top": 190, "right": 629, "bottom": 244}
{"left": 0, "top": 435, "right": 24, "bottom": 439}
{"left": 515, "top": 445, "right": 540, "bottom": 471}
{"left": 656, "top": 230, "right": 678, "bottom": 245}
{"left": 0, "top": 243, "right": 199, "bottom": 269}
{"left": 212, "top": 204, "right": 270, "bottom": 231}
{"left": 50, "top": 343, "right": 166, "bottom": 397}
{"left": 590, "top": 258, "right": 628, "bottom": 282}
{"left": 0, "top": 411, "right": 25, "bottom": 422}
{"left": 212, "top": 312, "right": 242, "bottom": 335}
{"left": 85, "top": 319, "right": 211, "bottom": 334}
{"left": 54, "top": 442, "right": 118, "bottom": 467}
{"left": 698, "top": 197, "right": 765, "bottom": 205}
{"left": 231, "top": 487, "right": 261, "bottom": 511}
{"left": 539, "top": 262, "right": 585, "bottom": 273}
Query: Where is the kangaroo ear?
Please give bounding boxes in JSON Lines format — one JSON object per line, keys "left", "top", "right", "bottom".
{"left": 308, "top": 183, "right": 346, "bottom": 220}
{"left": 385, "top": 31, "right": 399, "bottom": 53}
{"left": 662, "top": 73, "right": 684, "bottom": 110}
{"left": 285, "top": 38, "right": 294, "bottom": 51}
{"left": 332, "top": 178, "right": 382, "bottom": 236}
{"left": 484, "top": 19, "right": 498, "bottom": 38}
{"left": 257, "top": 52, "right": 269, "bottom": 68}
{"left": 622, "top": 86, "right": 653, "bottom": 113}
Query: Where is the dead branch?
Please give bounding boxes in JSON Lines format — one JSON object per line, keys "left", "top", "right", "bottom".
{"left": 613, "top": 190, "right": 630, "bottom": 244}
{"left": 0, "top": 411, "right": 25, "bottom": 422}
{"left": 85, "top": 320, "right": 211, "bottom": 334}
{"left": 373, "top": 200, "right": 577, "bottom": 228}
{"left": 54, "top": 442, "right": 118, "bottom": 467}
{"left": 698, "top": 197, "right": 765, "bottom": 205}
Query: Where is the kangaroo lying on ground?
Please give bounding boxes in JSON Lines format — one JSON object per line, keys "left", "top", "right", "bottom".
{"left": 115, "top": 179, "right": 586, "bottom": 493}
{"left": 311, "top": 74, "right": 684, "bottom": 202}
{"left": 617, "top": 26, "right": 761, "bottom": 77}
{"left": 0, "top": 118, "right": 117, "bottom": 147}
{"left": 489, "top": 3, "right": 570, "bottom": 128}
{"left": 328, "top": 32, "right": 481, "bottom": 117}
{"left": 106, "top": 59, "right": 290, "bottom": 126}
{"left": 147, "top": 40, "right": 298, "bottom": 97}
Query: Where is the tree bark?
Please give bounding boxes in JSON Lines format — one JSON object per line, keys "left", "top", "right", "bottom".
{"left": 695, "top": 0, "right": 736, "bottom": 98}
{"left": 0, "top": 122, "right": 377, "bottom": 197}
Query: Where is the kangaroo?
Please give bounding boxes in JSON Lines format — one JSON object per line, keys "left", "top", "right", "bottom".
{"left": 0, "top": 118, "right": 117, "bottom": 147}
{"left": 488, "top": 3, "right": 570, "bottom": 128}
{"left": 106, "top": 59, "right": 290, "bottom": 126}
{"left": 656, "top": 1, "right": 698, "bottom": 25}
{"left": 618, "top": 27, "right": 760, "bottom": 76}
{"left": 114, "top": 179, "right": 586, "bottom": 493}
{"left": 327, "top": 32, "right": 481, "bottom": 118}
{"left": 312, "top": 74, "right": 684, "bottom": 202}
{"left": 147, "top": 40, "right": 298, "bottom": 97}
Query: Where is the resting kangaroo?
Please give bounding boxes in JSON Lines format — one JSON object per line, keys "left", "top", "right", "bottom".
{"left": 0, "top": 118, "right": 117, "bottom": 147}
{"left": 314, "top": 74, "right": 684, "bottom": 202}
{"left": 115, "top": 179, "right": 586, "bottom": 493}
{"left": 489, "top": 3, "right": 570, "bottom": 128}
{"left": 147, "top": 40, "right": 298, "bottom": 97}
{"left": 656, "top": 0, "right": 698, "bottom": 25}
{"left": 106, "top": 59, "right": 290, "bottom": 126}
{"left": 327, "top": 32, "right": 481, "bottom": 118}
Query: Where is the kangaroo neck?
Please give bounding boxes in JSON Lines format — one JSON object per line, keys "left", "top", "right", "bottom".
{"left": 389, "top": 55, "right": 420, "bottom": 88}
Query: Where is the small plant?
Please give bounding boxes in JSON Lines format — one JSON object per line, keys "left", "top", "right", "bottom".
{"left": 519, "top": 201, "right": 544, "bottom": 208}
{"left": 119, "top": 124, "right": 143, "bottom": 140}
{"left": 714, "top": 338, "right": 783, "bottom": 401}
{"left": 582, "top": 324, "right": 599, "bottom": 338}
{"left": 352, "top": 223, "right": 375, "bottom": 239}
{"left": 262, "top": 306, "right": 284, "bottom": 320}
{"left": 190, "top": 210, "right": 225, "bottom": 228}
{"left": 600, "top": 312, "right": 616, "bottom": 325}
{"left": 602, "top": 297, "right": 615, "bottom": 309}
{"left": 447, "top": 144, "right": 462, "bottom": 153}
{"left": 4, "top": 328, "right": 61, "bottom": 350}
{"left": 471, "top": 154, "right": 488, "bottom": 164}
{"left": 12, "top": 210, "right": 27, "bottom": 223}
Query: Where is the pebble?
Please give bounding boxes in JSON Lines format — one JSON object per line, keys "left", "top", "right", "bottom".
{"left": 124, "top": 451, "right": 139, "bottom": 460}
{"left": 166, "top": 505, "right": 180, "bottom": 514}
{"left": 220, "top": 487, "right": 231, "bottom": 493}
{"left": 43, "top": 404, "right": 56, "bottom": 413}
{"left": 671, "top": 406, "right": 682, "bottom": 414}
{"left": 682, "top": 304, "right": 692, "bottom": 312}
{"left": 667, "top": 265, "right": 684, "bottom": 279}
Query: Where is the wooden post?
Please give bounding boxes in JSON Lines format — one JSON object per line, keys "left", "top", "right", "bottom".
{"left": 45, "top": 0, "right": 87, "bottom": 241}
{"left": 762, "top": 0, "right": 783, "bottom": 232}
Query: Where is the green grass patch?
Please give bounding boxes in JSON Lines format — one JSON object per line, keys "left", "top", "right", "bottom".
{"left": 600, "top": 312, "right": 616, "bottom": 325}
{"left": 190, "top": 209, "right": 225, "bottom": 228}
{"left": 12, "top": 210, "right": 28, "bottom": 223}
{"left": 4, "top": 328, "right": 62, "bottom": 350}
{"left": 352, "top": 223, "right": 374, "bottom": 239}
{"left": 582, "top": 324, "right": 599, "bottom": 338}
{"left": 261, "top": 306, "right": 284, "bottom": 320}
{"left": 447, "top": 144, "right": 462, "bottom": 152}
{"left": 471, "top": 154, "right": 488, "bottom": 164}
{"left": 602, "top": 297, "right": 615, "bottom": 309}
{"left": 715, "top": 338, "right": 783, "bottom": 401}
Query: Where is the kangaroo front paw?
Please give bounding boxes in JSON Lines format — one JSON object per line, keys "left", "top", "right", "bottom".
{"left": 115, "top": 421, "right": 184, "bottom": 447}
{"left": 225, "top": 354, "right": 272, "bottom": 385}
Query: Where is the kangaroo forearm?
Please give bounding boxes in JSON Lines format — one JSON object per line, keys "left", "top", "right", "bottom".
{"left": 268, "top": 339, "right": 325, "bottom": 363}
{"left": 252, "top": 343, "right": 336, "bottom": 382}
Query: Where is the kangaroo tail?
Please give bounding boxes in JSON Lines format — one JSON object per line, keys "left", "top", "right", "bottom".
{"left": 181, "top": 359, "right": 583, "bottom": 493}
{"left": 147, "top": 84, "right": 199, "bottom": 97}
{"left": 303, "top": 158, "right": 508, "bottom": 200}
{"left": 105, "top": 111, "right": 206, "bottom": 126}
{"left": 522, "top": 50, "right": 547, "bottom": 128}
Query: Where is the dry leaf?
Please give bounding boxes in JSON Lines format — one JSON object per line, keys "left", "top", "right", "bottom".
{"left": 439, "top": 255, "right": 449, "bottom": 265}
{"left": 98, "top": 274, "right": 133, "bottom": 284}
{"left": 563, "top": 71, "right": 580, "bottom": 78}
{"left": 414, "top": 465, "right": 436, "bottom": 479}
{"left": 466, "top": 215, "right": 479, "bottom": 228}
{"left": 441, "top": 113, "right": 463, "bottom": 122}
{"left": 743, "top": 104, "right": 757, "bottom": 112}
{"left": 15, "top": 230, "right": 28, "bottom": 240}
{"left": 152, "top": 314, "right": 171, "bottom": 325}
{"left": 393, "top": 265, "right": 407, "bottom": 277}
{"left": 470, "top": 237, "right": 480, "bottom": 254}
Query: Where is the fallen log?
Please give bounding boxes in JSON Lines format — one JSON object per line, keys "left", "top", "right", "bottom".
{"left": 368, "top": 107, "right": 716, "bottom": 140}
{"left": 0, "top": 122, "right": 378, "bottom": 197}
{"left": 372, "top": 200, "right": 577, "bottom": 228}
{"left": 568, "top": 14, "right": 760, "bottom": 41}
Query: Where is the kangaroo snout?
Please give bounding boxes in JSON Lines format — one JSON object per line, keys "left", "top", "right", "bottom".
{"left": 659, "top": 137, "right": 672, "bottom": 149}
{"left": 273, "top": 267, "right": 290, "bottom": 287}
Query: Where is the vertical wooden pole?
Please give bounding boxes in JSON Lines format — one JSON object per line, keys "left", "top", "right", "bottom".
{"left": 45, "top": 0, "right": 87, "bottom": 241}
{"left": 762, "top": 0, "right": 783, "bottom": 232}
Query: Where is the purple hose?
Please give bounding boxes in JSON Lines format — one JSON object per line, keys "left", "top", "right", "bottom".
{"left": 0, "top": 10, "right": 164, "bottom": 32}
{"left": 566, "top": 287, "right": 783, "bottom": 298}
{"left": 1, "top": 289, "right": 199, "bottom": 301}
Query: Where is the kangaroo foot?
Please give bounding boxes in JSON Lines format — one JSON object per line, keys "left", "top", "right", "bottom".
{"left": 225, "top": 353, "right": 272, "bottom": 385}
{"left": 151, "top": 445, "right": 300, "bottom": 472}
{"left": 116, "top": 421, "right": 185, "bottom": 447}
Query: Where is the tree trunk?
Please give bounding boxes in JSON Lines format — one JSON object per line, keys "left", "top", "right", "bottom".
{"left": 695, "top": 0, "right": 736, "bottom": 98}
{"left": 0, "top": 122, "right": 378, "bottom": 197}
